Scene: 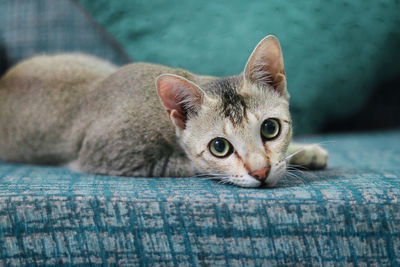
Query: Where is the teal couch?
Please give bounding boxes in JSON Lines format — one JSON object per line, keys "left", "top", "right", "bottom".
{"left": 0, "top": 0, "right": 399, "bottom": 265}
{"left": 1, "top": 131, "right": 399, "bottom": 265}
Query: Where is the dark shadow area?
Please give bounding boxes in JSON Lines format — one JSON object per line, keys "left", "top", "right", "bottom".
{"left": 323, "top": 77, "right": 400, "bottom": 133}
{"left": 323, "top": 31, "right": 400, "bottom": 133}
{"left": 0, "top": 43, "right": 8, "bottom": 77}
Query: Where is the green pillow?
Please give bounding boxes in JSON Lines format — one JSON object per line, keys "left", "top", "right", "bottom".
{"left": 78, "top": 0, "right": 400, "bottom": 134}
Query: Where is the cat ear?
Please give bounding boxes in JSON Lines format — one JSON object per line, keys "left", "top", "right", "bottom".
{"left": 156, "top": 74, "right": 204, "bottom": 129}
{"left": 244, "top": 35, "right": 288, "bottom": 98}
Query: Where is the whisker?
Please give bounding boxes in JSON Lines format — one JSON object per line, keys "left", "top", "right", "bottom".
{"left": 313, "top": 140, "right": 337, "bottom": 146}
{"left": 293, "top": 140, "right": 337, "bottom": 147}
{"left": 290, "top": 167, "right": 317, "bottom": 180}
{"left": 286, "top": 140, "right": 335, "bottom": 162}
{"left": 199, "top": 177, "right": 219, "bottom": 180}
{"left": 285, "top": 148, "right": 306, "bottom": 161}
{"left": 284, "top": 171, "right": 300, "bottom": 178}
{"left": 194, "top": 172, "right": 227, "bottom": 178}
{"left": 217, "top": 177, "right": 232, "bottom": 185}
{"left": 287, "top": 164, "right": 310, "bottom": 171}
{"left": 284, "top": 169, "right": 310, "bottom": 183}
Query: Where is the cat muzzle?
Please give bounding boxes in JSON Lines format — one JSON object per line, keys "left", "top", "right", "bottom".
{"left": 250, "top": 167, "right": 270, "bottom": 182}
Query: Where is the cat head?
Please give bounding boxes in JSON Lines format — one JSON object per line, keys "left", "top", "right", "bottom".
{"left": 156, "top": 35, "right": 291, "bottom": 187}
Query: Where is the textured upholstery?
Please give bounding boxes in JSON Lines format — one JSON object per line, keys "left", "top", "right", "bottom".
{"left": 1, "top": 130, "right": 399, "bottom": 265}
{"left": 78, "top": 0, "right": 400, "bottom": 135}
{"left": 0, "top": 0, "right": 130, "bottom": 66}
{"left": 0, "top": 1, "right": 399, "bottom": 265}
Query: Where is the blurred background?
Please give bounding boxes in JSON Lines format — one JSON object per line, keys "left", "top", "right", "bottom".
{"left": 0, "top": 0, "right": 399, "bottom": 135}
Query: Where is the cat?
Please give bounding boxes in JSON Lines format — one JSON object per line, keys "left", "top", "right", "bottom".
{"left": 0, "top": 35, "right": 328, "bottom": 187}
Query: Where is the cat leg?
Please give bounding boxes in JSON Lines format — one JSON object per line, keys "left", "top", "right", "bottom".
{"left": 64, "top": 156, "right": 150, "bottom": 177}
{"left": 66, "top": 152, "right": 196, "bottom": 178}
{"left": 63, "top": 115, "right": 197, "bottom": 177}
{"left": 66, "top": 129, "right": 196, "bottom": 178}
{"left": 158, "top": 152, "right": 197, "bottom": 177}
{"left": 65, "top": 123, "right": 153, "bottom": 177}
{"left": 287, "top": 142, "right": 328, "bottom": 170}
{"left": 64, "top": 160, "right": 81, "bottom": 172}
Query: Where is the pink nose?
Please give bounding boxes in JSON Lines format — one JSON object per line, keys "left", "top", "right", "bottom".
{"left": 250, "top": 167, "right": 270, "bottom": 182}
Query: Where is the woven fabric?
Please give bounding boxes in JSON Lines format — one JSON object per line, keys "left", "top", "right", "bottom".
{"left": 0, "top": 130, "right": 399, "bottom": 265}
{"left": 0, "top": 0, "right": 130, "bottom": 66}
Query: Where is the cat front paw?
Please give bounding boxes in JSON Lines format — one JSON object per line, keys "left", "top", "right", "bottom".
{"left": 289, "top": 144, "right": 328, "bottom": 170}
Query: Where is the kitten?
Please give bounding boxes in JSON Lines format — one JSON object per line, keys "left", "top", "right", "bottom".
{"left": 0, "top": 35, "right": 327, "bottom": 187}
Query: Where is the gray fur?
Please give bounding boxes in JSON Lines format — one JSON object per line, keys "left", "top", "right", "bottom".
{"left": 203, "top": 76, "right": 247, "bottom": 124}
{"left": 0, "top": 35, "right": 328, "bottom": 187}
{"left": 0, "top": 54, "right": 205, "bottom": 177}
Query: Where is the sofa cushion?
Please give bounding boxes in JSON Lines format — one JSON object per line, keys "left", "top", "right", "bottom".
{"left": 0, "top": 130, "right": 399, "bottom": 265}
{"left": 0, "top": 0, "right": 131, "bottom": 67}
{"left": 78, "top": 0, "right": 400, "bottom": 135}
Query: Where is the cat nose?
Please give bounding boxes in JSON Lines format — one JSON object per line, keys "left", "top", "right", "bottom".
{"left": 250, "top": 167, "right": 270, "bottom": 182}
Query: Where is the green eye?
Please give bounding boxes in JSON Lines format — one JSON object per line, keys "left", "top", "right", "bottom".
{"left": 209, "top": 138, "right": 233, "bottom": 158}
{"left": 261, "top": 118, "right": 280, "bottom": 140}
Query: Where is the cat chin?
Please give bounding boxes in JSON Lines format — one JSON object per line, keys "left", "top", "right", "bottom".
{"left": 232, "top": 175, "right": 282, "bottom": 188}
{"left": 264, "top": 177, "right": 280, "bottom": 187}
{"left": 216, "top": 172, "right": 285, "bottom": 188}
{"left": 229, "top": 177, "right": 262, "bottom": 188}
{"left": 234, "top": 167, "right": 286, "bottom": 188}
{"left": 264, "top": 168, "right": 286, "bottom": 187}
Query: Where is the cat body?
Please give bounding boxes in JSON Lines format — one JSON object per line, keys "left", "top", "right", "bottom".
{"left": 0, "top": 55, "right": 204, "bottom": 176}
{"left": 0, "top": 36, "right": 328, "bottom": 187}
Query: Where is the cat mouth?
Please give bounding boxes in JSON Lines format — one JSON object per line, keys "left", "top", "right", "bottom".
{"left": 247, "top": 161, "right": 287, "bottom": 187}
{"left": 263, "top": 162, "right": 287, "bottom": 187}
{"left": 249, "top": 166, "right": 271, "bottom": 183}
{"left": 199, "top": 162, "right": 286, "bottom": 188}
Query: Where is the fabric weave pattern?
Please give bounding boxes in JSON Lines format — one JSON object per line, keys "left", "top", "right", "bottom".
{"left": 0, "top": 0, "right": 130, "bottom": 66}
{"left": 0, "top": 131, "right": 399, "bottom": 265}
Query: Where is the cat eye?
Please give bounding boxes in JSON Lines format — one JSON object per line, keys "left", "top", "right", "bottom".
{"left": 209, "top": 138, "right": 233, "bottom": 158}
{"left": 261, "top": 118, "right": 280, "bottom": 140}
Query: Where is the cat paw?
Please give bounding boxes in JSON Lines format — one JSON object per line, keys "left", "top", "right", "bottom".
{"left": 64, "top": 160, "right": 81, "bottom": 172}
{"left": 289, "top": 144, "right": 328, "bottom": 170}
